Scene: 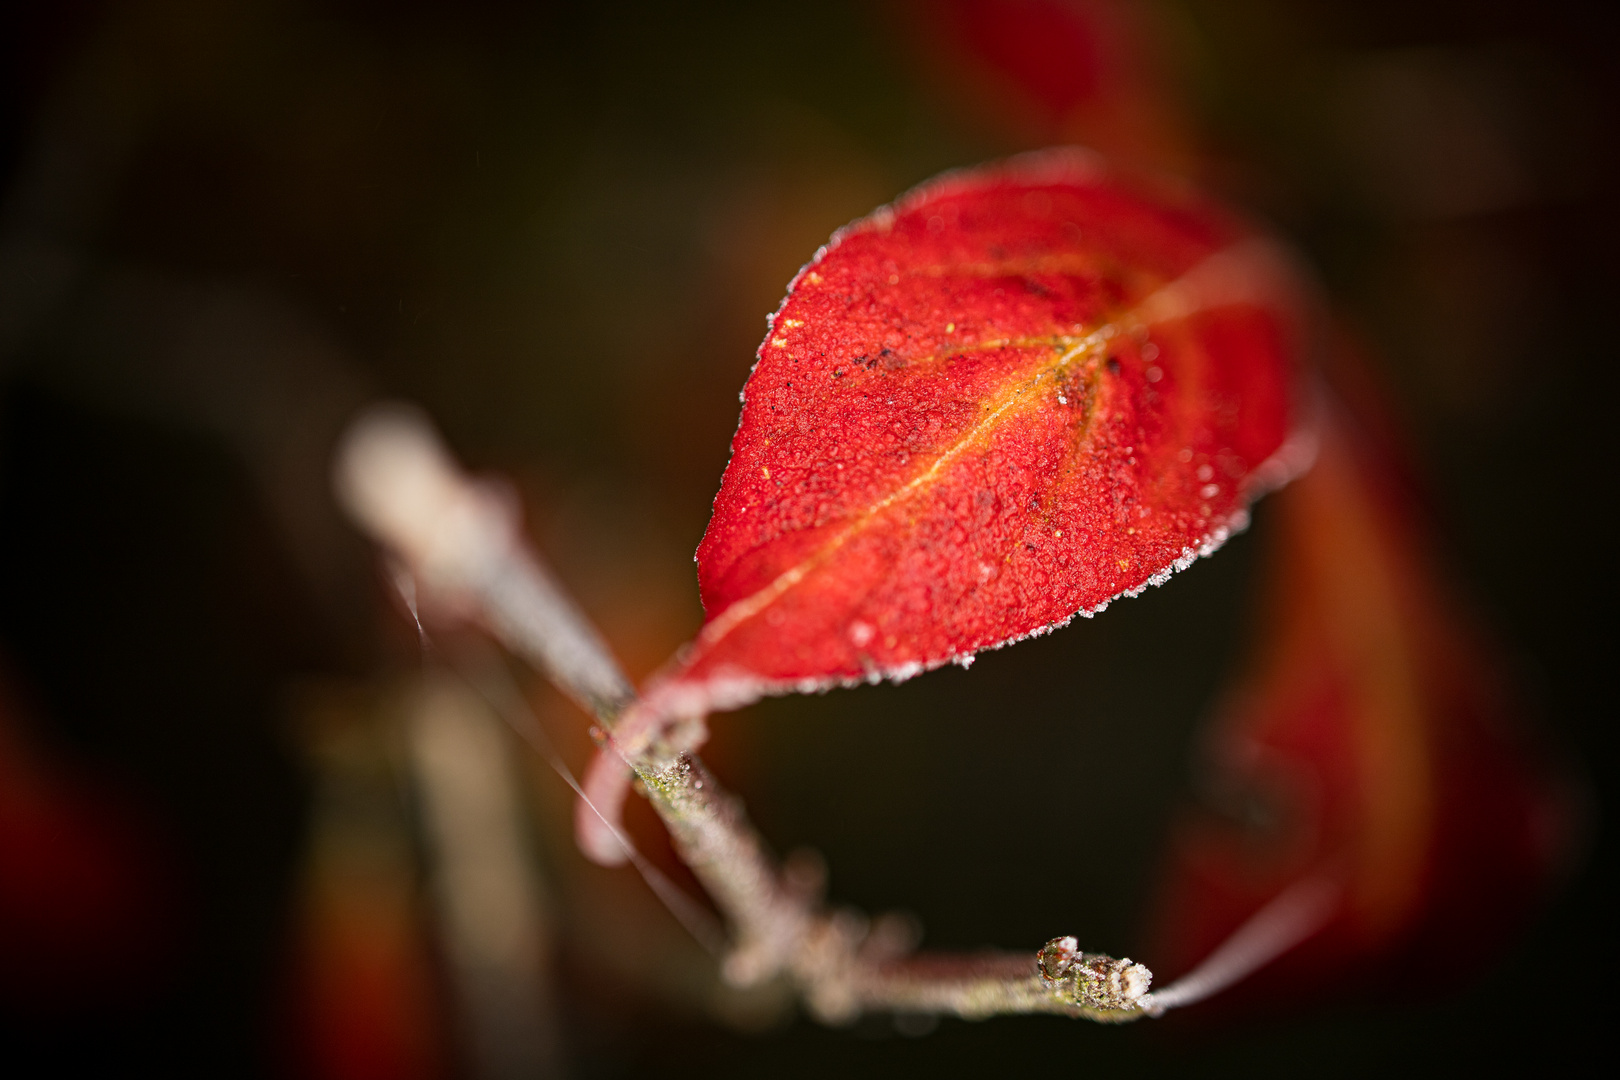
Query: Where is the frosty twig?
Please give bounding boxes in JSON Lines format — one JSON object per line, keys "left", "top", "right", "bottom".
{"left": 333, "top": 402, "right": 1326, "bottom": 1026}
{"left": 334, "top": 402, "right": 635, "bottom": 722}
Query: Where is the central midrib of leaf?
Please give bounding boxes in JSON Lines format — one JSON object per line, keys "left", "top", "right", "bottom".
{"left": 697, "top": 327, "right": 1115, "bottom": 657}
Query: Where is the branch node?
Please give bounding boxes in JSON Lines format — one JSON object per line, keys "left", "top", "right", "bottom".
{"left": 1038, "top": 935, "right": 1152, "bottom": 1012}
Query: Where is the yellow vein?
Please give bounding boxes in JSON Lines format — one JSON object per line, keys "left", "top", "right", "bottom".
{"left": 698, "top": 333, "right": 1106, "bottom": 651}
{"left": 696, "top": 242, "right": 1267, "bottom": 656}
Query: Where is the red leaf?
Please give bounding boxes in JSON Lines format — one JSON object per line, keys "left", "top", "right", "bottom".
{"left": 640, "top": 149, "right": 1311, "bottom": 725}
{"left": 579, "top": 150, "right": 1313, "bottom": 865}
{"left": 937, "top": 0, "right": 1112, "bottom": 119}
{"left": 918, "top": 1, "right": 1194, "bottom": 176}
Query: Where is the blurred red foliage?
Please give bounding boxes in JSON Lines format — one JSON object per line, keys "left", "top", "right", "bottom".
{"left": 1146, "top": 336, "right": 1575, "bottom": 1009}
{"left": 0, "top": 673, "right": 177, "bottom": 1008}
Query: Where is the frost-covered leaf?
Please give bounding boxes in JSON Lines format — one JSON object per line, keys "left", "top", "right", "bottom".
{"left": 641, "top": 149, "right": 1311, "bottom": 723}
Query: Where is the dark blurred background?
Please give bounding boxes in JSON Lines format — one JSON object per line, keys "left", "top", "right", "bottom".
{"left": 0, "top": 1, "right": 1614, "bottom": 1077}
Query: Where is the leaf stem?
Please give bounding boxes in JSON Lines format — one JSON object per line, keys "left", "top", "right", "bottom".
{"left": 622, "top": 745, "right": 1153, "bottom": 1023}
{"left": 332, "top": 402, "right": 1167, "bottom": 1025}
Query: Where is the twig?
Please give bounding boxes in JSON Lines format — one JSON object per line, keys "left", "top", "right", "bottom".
{"left": 335, "top": 402, "right": 635, "bottom": 723}
{"left": 404, "top": 676, "right": 565, "bottom": 1078}
{"left": 333, "top": 403, "right": 1323, "bottom": 1025}
{"left": 634, "top": 749, "right": 1152, "bottom": 1023}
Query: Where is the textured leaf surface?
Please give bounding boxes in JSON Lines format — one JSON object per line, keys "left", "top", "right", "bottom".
{"left": 641, "top": 149, "right": 1310, "bottom": 723}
